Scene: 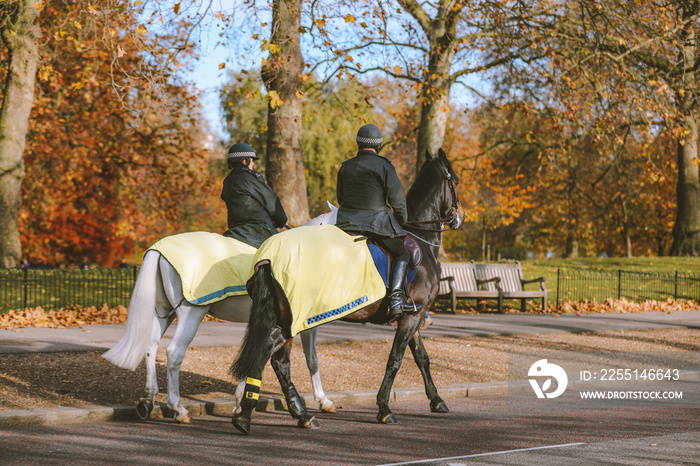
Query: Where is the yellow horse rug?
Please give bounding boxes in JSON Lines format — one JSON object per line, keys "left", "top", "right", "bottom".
{"left": 254, "top": 225, "right": 387, "bottom": 337}
{"left": 148, "top": 232, "right": 257, "bottom": 306}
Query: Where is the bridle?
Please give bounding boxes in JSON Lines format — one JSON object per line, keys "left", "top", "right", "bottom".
{"left": 403, "top": 163, "right": 461, "bottom": 233}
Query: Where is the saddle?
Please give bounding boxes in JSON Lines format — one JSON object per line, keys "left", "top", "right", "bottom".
{"left": 354, "top": 234, "right": 422, "bottom": 287}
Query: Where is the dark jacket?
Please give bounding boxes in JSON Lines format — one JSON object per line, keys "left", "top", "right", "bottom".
{"left": 335, "top": 150, "right": 407, "bottom": 238}
{"left": 221, "top": 166, "right": 288, "bottom": 248}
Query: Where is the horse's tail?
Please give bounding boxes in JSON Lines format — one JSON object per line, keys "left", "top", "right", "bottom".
{"left": 230, "top": 261, "right": 279, "bottom": 381}
{"left": 102, "top": 250, "right": 160, "bottom": 371}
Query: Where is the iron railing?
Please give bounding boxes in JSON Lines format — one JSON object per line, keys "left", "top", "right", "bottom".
{"left": 555, "top": 269, "right": 700, "bottom": 307}
{"left": 0, "top": 267, "right": 139, "bottom": 313}
{"left": 1, "top": 267, "right": 698, "bottom": 313}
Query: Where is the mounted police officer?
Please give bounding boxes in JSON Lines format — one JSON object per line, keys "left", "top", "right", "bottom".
{"left": 221, "top": 143, "right": 288, "bottom": 248}
{"left": 336, "top": 124, "right": 422, "bottom": 317}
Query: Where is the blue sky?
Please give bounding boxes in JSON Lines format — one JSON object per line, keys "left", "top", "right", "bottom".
{"left": 181, "top": 1, "right": 487, "bottom": 143}
{"left": 182, "top": 1, "right": 267, "bottom": 140}
{"left": 189, "top": 46, "right": 231, "bottom": 139}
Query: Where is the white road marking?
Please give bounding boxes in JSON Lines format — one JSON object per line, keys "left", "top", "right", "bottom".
{"left": 377, "top": 442, "right": 586, "bottom": 465}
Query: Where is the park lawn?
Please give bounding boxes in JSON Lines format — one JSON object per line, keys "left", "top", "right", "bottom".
{"left": 521, "top": 256, "right": 700, "bottom": 295}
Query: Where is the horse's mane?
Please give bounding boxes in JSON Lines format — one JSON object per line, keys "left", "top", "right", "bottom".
{"left": 406, "top": 154, "right": 457, "bottom": 220}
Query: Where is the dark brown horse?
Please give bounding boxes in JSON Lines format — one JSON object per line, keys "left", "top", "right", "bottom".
{"left": 230, "top": 148, "right": 465, "bottom": 434}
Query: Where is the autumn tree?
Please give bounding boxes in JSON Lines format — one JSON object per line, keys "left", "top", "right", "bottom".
{"left": 0, "top": 0, "right": 40, "bottom": 267}
{"left": 467, "top": 86, "right": 678, "bottom": 259}
{"left": 305, "top": 0, "right": 533, "bottom": 175}
{"left": 10, "top": 1, "right": 216, "bottom": 266}
{"left": 484, "top": 0, "right": 700, "bottom": 256}
{"left": 0, "top": 0, "right": 224, "bottom": 266}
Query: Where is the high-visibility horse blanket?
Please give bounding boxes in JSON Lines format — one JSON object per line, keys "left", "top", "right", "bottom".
{"left": 148, "top": 232, "right": 257, "bottom": 305}
{"left": 254, "top": 225, "right": 387, "bottom": 337}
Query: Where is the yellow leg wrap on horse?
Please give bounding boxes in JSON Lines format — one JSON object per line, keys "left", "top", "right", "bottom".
{"left": 246, "top": 377, "right": 262, "bottom": 387}
{"left": 245, "top": 377, "right": 262, "bottom": 401}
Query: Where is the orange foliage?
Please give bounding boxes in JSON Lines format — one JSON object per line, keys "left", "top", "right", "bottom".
{"left": 16, "top": 1, "right": 222, "bottom": 267}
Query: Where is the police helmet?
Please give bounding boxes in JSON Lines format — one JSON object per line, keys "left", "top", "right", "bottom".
{"left": 356, "top": 124, "right": 383, "bottom": 151}
{"left": 226, "top": 143, "right": 259, "bottom": 161}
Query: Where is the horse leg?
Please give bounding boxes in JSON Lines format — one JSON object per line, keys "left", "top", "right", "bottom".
{"left": 299, "top": 328, "right": 335, "bottom": 413}
{"left": 408, "top": 332, "right": 449, "bottom": 413}
{"left": 163, "top": 304, "right": 208, "bottom": 423}
{"left": 233, "top": 379, "right": 246, "bottom": 415}
{"left": 376, "top": 316, "right": 422, "bottom": 424}
{"left": 138, "top": 313, "right": 175, "bottom": 420}
{"left": 232, "top": 328, "right": 288, "bottom": 435}
{"left": 270, "top": 335, "right": 320, "bottom": 429}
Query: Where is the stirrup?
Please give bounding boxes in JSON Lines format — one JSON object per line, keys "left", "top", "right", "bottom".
{"left": 389, "top": 297, "right": 421, "bottom": 316}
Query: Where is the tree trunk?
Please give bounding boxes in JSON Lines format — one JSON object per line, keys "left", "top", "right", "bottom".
{"left": 621, "top": 201, "right": 632, "bottom": 257}
{"left": 415, "top": 19, "right": 457, "bottom": 173}
{"left": 670, "top": 14, "right": 700, "bottom": 256}
{"left": 416, "top": 84, "right": 451, "bottom": 170}
{"left": 481, "top": 220, "right": 487, "bottom": 261}
{"left": 0, "top": 1, "right": 40, "bottom": 268}
{"left": 398, "top": 0, "right": 459, "bottom": 174}
{"left": 670, "top": 127, "right": 700, "bottom": 255}
{"left": 564, "top": 235, "right": 579, "bottom": 259}
{"left": 261, "top": 0, "right": 309, "bottom": 226}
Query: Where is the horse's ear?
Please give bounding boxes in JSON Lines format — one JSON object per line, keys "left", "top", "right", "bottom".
{"left": 424, "top": 149, "right": 433, "bottom": 161}
{"left": 327, "top": 200, "right": 337, "bottom": 212}
{"left": 438, "top": 148, "right": 447, "bottom": 160}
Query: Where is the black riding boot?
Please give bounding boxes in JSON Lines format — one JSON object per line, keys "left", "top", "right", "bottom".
{"left": 389, "top": 260, "right": 422, "bottom": 317}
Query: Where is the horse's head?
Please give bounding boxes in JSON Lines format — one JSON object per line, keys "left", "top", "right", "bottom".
{"left": 418, "top": 148, "right": 465, "bottom": 230}
{"left": 304, "top": 201, "right": 338, "bottom": 226}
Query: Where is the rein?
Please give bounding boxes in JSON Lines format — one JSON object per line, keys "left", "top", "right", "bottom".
{"left": 408, "top": 231, "right": 443, "bottom": 248}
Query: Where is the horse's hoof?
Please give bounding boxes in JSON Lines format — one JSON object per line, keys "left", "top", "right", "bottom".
{"left": 176, "top": 412, "right": 192, "bottom": 424}
{"left": 320, "top": 401, "right": 336, "bottom": 413}
{"left": 135, "top": 400, "right": 153, "bottom": 420}
{"left": 430, "top": 400, "right": 450, "bottom": 413}
{"left": 298, "top": 416, "right": 320, "bottom": 429}
{"left": 377, "top": 412, "right": 398, "bottom": 424}
{"left": 232, "top": 416, "right": 251, "bottom": 435}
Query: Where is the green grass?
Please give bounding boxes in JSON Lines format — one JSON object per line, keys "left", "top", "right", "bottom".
{"left": 524, "top": 256, "right": 699, "bottom": 275}
{"left": 521, "top": 257, "right": 700, "bottom": 295}
{"left": 0, "top": 268, "right": 136, "bottom": 314}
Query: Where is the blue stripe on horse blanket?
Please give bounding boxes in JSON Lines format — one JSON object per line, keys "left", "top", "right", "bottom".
{"left": 368, "top": 243, "right": 416, "bottom": 287}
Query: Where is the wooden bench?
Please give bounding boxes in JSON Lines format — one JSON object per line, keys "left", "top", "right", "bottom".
{"left": 438, "top": 261, "right": 503, "bottom": 313}
{"left": 438, "top": 261, "right": 547, "bottom": 313}
{"left": 472, "top": 261, "right": 547, "bottom": 312}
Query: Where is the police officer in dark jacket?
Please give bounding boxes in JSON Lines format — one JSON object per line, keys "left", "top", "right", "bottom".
{"left": 221, "top": 143, "right": 288, "bottom": 248}
{"left": 336, "top": 124, "right": 421, "bottom": 317}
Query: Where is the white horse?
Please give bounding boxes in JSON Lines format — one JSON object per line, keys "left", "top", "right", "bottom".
{"left": 103, "top": 203, "right": 338, "bottom": 423}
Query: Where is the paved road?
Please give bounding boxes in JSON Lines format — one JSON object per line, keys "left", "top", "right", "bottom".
{"left": 1, "top": 396, "right": 698, "bottom": 465}
{"left": 2, "top": 310, "right": 699, "bottom": 354}
{"left": 2, "top": 310, "right": 699, "bottom": 464}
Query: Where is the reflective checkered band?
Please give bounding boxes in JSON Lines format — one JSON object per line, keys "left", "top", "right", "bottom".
{"left": 306, "top": 295, "right": 369, "bottom": 326}
{"left": 356, "top": 136, "right": 382, "bottom": 145}
{"left": 245, "top": 391, "right": 259, "bottom": 400}
{"left": 227, "top": 151, "right": 256, "bottom": 158}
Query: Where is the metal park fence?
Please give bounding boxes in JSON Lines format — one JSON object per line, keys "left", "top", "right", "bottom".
{"left": 0, "top": 266, "right": 698, "bottom": 313}
{"left": 555, "top": 269, "right": 700, "bottom": 307}
{"left": 0, "top": 267, "right": 139, "bottom": 313}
